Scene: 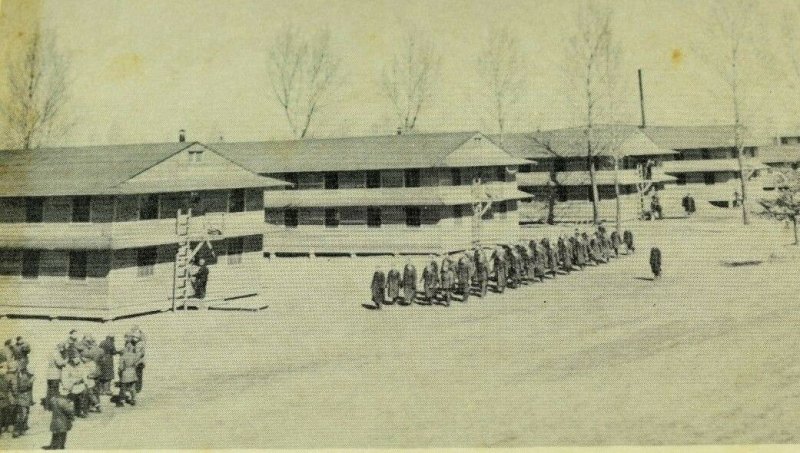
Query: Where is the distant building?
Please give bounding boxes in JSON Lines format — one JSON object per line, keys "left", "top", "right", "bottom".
{"left": 215, "top": 132, "right": 532, "bottom": 255}
{"left": 0, "top": 140, "right": 286, "bottom": 320}
{"left": 500, "top": 125, "right": 768, "bottom": 222}
{"left": 755, "top": 135, "right": 800, "bottom": 192}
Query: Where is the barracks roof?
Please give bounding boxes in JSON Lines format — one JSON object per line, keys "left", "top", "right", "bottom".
{"left": 494, "top": 125, "right": 762, "bottom": 160}
{"left": 0, "top": 142, "right": 287, "bottom": 197}
{"left": 212, "top": 131, "right": 531, "bottom": 174}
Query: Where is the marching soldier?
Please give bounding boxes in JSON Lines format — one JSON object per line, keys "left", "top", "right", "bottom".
{"left": 402, "top": 259, "right": 417, "bottom": 305}
{"left": 526, "top": 241, "right": 538, "bottom": 282}
{"left": 370, "top": 266, "right": 386, "bottom": 309}
{"left": 440, "top": 258, "right": 455, "bottom": 306}
{"left": 650, "top": 247, "right": 662, "bottom": 279}
{"left": 557, "top": 237, "right": 572, "bottom": 273}
{"left": 385, "top": 264, "right": 402, "bottom": 305}
{"left": 610, "top": 230, "right": 621, "bottom": 257}
{"left": 11, "top": 361, "right": 33, "bottom": 437}
{"left": 0, "top": 360, "right": 12, "bottom": 437}
{"left": 421, "top": 256, "right": 439, "bottom": 304}
{"left": 623, "top": 229, "right": 635, "bottom": 253}
{"left": 457, "top": 253, "right": 472, "bottom": 302}
{"left": 493, "top": 247, "right": 507, "bottom": 293}
{"left": 474, "top": 248, "right": 489, "bottom": 297}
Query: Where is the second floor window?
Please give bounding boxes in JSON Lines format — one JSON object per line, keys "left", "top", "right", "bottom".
{"left": 405, "top": 207, "right": 421, "bottom": 227}
{"left": 496, "top": 166, "right": 507, "bottom": 182}
{"left": 451, "top": 168, "right": 462, "bottom": 186}
{"left": 324, "top": 172, "right": 339, "bottom": 190}
{"left": 284, "top": 209, "right": 298, "bottom": 228}
{"left": 72, "top": 196, "right": 91, "bottom": 223}
{"left": 404, "top": 169, "right": 420, "bottom": 188}
{"left": 366, "top": 171, "right": 381, "bottom": 189}
{"left": 68, "top": 251, "right": 88, "bottom": 280}
{"left": 228, "top": 189, "right": 245, "bottom": 213}
{"left": 325, "top": 208, "right": 339, "bottom": 227}
{"left": 25, "top": 197, "right": 43, "bottom": 223}
{"left": 140, "top": 194, "right": 159, "bottom": 220}
{"left": 367, "top": 207, "right": 381, "bottom": 228}
{"left": 22, "top": 250, "right": 40, "bottom": 279}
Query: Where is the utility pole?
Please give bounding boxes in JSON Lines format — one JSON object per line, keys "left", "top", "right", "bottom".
{"left": 638, "top": 69, "right": 646, "bottom": 128}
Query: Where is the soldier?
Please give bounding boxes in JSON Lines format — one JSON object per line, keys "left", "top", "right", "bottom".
{"left": 43, "top": 343, "right": 67, "bottom": 411}
{"left": 457, "top": 253, "right": 472, "bottom": 303}
{"left": 13, "top": 337, "right": 30, "bottom": 371}
{"left": 440, "top": 258, "right": 455, "bottom": 306}
{"left": 623, "top": 229, "right": 635, "bottom": 253}
{"left": 97, "top": 336, "right": 116, "bottom": 396}
{"left": 650, "top": 247, "right": 662, "bottom": 279}
{"left": 531, "top": 241, "right": 545, "bottom": 282}
{"left": 474, "top": 248, "right": 489, "bottom": 297}
{"left": 0, "top": 360, "right": 12, "bottom": 437}
{"left": 385, "top": 264, "right": 402, "bottom": 305}
{"left": 558, "top": 237, "right": 572, "bottom": 273}
{"left": 516, "top": 245, "right": 530, "bottom": 284}
{"left": 370, "top": 266, "right": 386, "bottom": 309}
{"left": 11, "top": 361, "right": 33, "bottom": 438}
{"left": 421, "top": 256, "right": 439, "bottom": 304}
{"left": 61, "top": 354, "right": 87, "bottom": 418}
{"left": 401, "top": 258, "right": 417, "bottom": 305}
{"left": 610, "top": 230, "right": 621, "bottom": 257}
{"left": 43, "top": 387, "right": 75, "bottom": 450}
{"left": 526, "top": 241, "right": 538, "bottom": 282}
{"left": 117, "top": 342, "right": 139, "bottom": 407}
{"left": 80, "top": 336, "right": 103, "bottom": 413}
{"left": 192, "top": 258, "right": 210, "bottom": 300}
{"left": 493, "top": 247, "right": 507, "bottom": 293}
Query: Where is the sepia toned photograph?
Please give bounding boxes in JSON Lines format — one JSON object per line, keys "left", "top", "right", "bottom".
{"left": 1, "top": 0, "right": 800, "bottom": 450}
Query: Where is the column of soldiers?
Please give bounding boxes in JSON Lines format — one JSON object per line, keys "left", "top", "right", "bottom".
{"left": 370, "top": 226, "right": 637, "bottom": 308}
{"left": 0, "top": 326, "right": 146, "bottom": 449}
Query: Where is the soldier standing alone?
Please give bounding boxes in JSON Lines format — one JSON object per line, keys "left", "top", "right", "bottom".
{"left": 401, "top": 259, "right": 417, "bottom": 305}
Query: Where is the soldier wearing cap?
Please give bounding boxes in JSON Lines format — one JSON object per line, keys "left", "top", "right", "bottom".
{"left": 117, "top": 342, "right": 139, "bottom": 407}
{"left": 43, "top": 343, "right": 68, "bottom": 411}
{"left": 439, "top": 257, "right": 455, "bottom": 306}
{"left": 43, "top": 384, "right": 74, "bottom": 450}
{"left": 474, "top": 247, "right": 489, "bottom": 297}
{"left": 11, "top": 359, "right": 33, "bottom": 437}
{"left": 421, "top": 255, "right": 439, "bottom": 304}
{"left": 456, "top": 253, "right": 472, "bottom": 303}
{"left": 385, "top": 263, "right": 402, "bottom": 305}
{"left": 401, "top": 258, "right": 417, "bottom": 305}
{"left": 370, "top": 266, "right": 386, "bottom": 309}
{"left": 493, "top": 247, "right": 507, "bottom": 293}
{"left": 0, "top": 359, "right": 13, "bottom": 437}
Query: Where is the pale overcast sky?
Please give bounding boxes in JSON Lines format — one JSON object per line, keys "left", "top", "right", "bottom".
{"left": 31, "top": 0, "right": 800, "bottom": 146}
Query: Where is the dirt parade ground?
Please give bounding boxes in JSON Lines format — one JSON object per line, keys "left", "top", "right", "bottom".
{"left": 2, "top": 216, "right": 800, "bottom": 449}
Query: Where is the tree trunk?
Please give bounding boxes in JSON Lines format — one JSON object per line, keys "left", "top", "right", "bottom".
{"left": 793, "top": 216, "right": 799, "bottom": 245}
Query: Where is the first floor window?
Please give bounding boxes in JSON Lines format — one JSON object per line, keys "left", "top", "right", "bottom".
{"left": 325, "top": 208, "right": 339, "bottom": 228}
{"left": 496, "top": 201, "right": 508, "bottom": 219}
{"left": 68, "top": 251, "right": 88, "bottom": 280}
{"left": 676, "top": 174, "right": 687, "bottom": 185}
{"left": 405, "top": 206, "right": 421, "bottom": 227}
{"left": 704, "top": 172, "right": 715, "bottom": 185}
{"left": 324, "top": 172, "right": 339, "bottom": 190}
{"left": 227, "top": 237, "right": 244, "bottom": 265}
{"left": 404, "top": 169, "right": 420, "bottom": 188}
{"left": 284, "top": 209, "right": 298, "bottom": 228}
{"left": 367, "top": 207, "right": 381, "bottom": 228}
{"left": 366, "top": 171, "right": 381, "bottom": 188}
{"left": 137, "top": 247, "right": 157, "bottom": 277}
{"left": 21, "top": 250, "right": 40, "bottom": 279}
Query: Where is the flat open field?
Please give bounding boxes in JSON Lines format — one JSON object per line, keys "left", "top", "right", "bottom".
{"left": 2, "top": 215, "right": 800, "bottom": 449}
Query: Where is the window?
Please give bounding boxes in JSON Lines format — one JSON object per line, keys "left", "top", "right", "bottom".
{"left": 284, "top": 173, "right": 298, "bottom": 190}
{"left": 284, "top": 209, "right": 298, "bottom": 228}
{"left": 325, "top": 208, "right": 339, "bottom": 228}
{"left": 140, "top": 194, "right": 159, "bottom": 220}
{"left": 496, "top": 201, "right": 508, "bottom": 219}
{"left": 676, "top": 174, "right": 687, "bottom": 185}
{"left": 136, "top": 247, "right": 157, "bottom": 277}
{"left": 496, "top": 166, "right": 507, "bottom": 182}
{"left": 21, "top": 250, "right": 40, "bottom": 279}
{"left": 704, "top": 172, "right": 715, "bottom": 185}
{"left": 367, "top": 207, "right": 381, "bottom": 228}
{"left": 701, "top": 149, "right": 711, "bottom": 160}
{"left": 228, "top": 189, "right": 245, "bottom": 213}
{"left": 25, "top": 197, "right": 43, "bottom": 223}
{"left": 554, "top": 158, "right": 567, "bottom": 172}
{"left": 324, "top": 172, "right": 339, "bottom": 190}
{"left": 188, "top": 150, "right": 203, "bottom": 163}
{"left": 366, "top": 171, "right": 381, "bottom": 189}
{"left": 405, "top": 206, "right": 421, "bottom": 227}
{"left": 453, "top": 204, "right": 463, "bottom": 219}
{"left": 190, "top": 192, "right": 205, "bottom": 215}
{"left": 404, "top": 169, "right": 420, "bottom": 188}
{"left": 68, "top": 251, "right": 88, "bottom": 280}
{"left": 72, "top": 196, "right": 91, "bottom": 222}
{"left": 451, "top": 168, "right": 462, "bottom": 186}
{"left": 227, "top": 237, "right": 244, "bottom": 265}
{"left": 557, "top": 186, "right": 568, "bottom": 202}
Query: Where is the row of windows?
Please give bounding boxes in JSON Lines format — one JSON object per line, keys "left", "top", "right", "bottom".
{"left": 280, "top": 203, "right": 515, "bottom": 228}
{"left": 283, "top": 167, "right": 509, "bottom": 190}
{"left": 20, "top": 189, "right": 249, "bottom": 223}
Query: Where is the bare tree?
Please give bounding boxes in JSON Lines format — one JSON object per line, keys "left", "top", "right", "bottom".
{"left": 267, "top": 25, "right": 341, "bottom": 139}
{"left": 478, "top": 26, "right": 527, "bottom": 145}
{"left": 567, "top": 2, "right": 616, "bottom": 225}
{"left": 381, "top": 31, "right": 440, "bottom": 133}
{"left": 695, "top": 0, "right": 756, "bottom": 225}
{"left": 0, "top": 30, "right": 70, "bottom": 150}
{"left": 759, "top": 168, "right": 800, "bottom": 245}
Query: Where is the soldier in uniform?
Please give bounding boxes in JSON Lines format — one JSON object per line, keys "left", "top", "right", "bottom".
{"left": 43, "top": 388, "right": 74, "bottom": 450}
{"left": 493, "top": 247, "right": 507, "bottom": 293}
{"left": 474, "top": 248, "right": 489, "bottom": 297}
{"left": 440, "top": 259, "right": 455, "bottom": 306}
{"left": 401, "top": 259, "right": 417, "bottom": 305}
{"left": 43, "top": 343, "right": 67, "bottom": 411}
{"left": 370, "top": 267, "right": 386, "bottom": 309}
{"left": 385, "top": 264, "right": 402, "bottom": 305}
{"left": 11, "top": 361, "right": 33, "bottom": 437}
{"left": 457, "top": 253, "right": 472, "bottom": 302}
{"left": 117, "top": 342, "right": 139, "bottom": 407}
{"left": 0, "top": 360, "right": 12, "bottom": 437}
{"left": 623, "top": 229, "right": 635, "bottom": 253}
{"left": 421, "top": 256, "right": 439, "bottom": 304}
{"left": 650, "top": 247, "right": 662, "bottom": 279}
{"left": 610, "top": 230, "right": 621, "bottom": 257}
{"left": 526, "top": 241, "right": 538, "bottom": 282}
{"left": 558, "top": 236, "right": 572, "bottom": 273}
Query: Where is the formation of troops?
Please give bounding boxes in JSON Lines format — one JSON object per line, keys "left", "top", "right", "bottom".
{"left": 370, "top": 225, "right": 637, "bottom": 308}
{"left": 0, "top": 326, "right": 146, "bottom": 450}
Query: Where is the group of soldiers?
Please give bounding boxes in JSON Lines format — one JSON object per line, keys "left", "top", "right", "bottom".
{"left": 370, "top": 226, "right": 637, "bottom": 308}
{"left": 0, "top": 326, "right": 146, "bottom": 449}
{"left": 0, "top": 337, "right": 33, "bottom": 439}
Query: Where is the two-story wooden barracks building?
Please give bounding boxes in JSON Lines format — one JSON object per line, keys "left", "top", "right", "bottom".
{"left": 0, "top": 141, "right": 286, "bottom": 320}
{"left": 215, "top": 132, "right": 532, "bottom": 256}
